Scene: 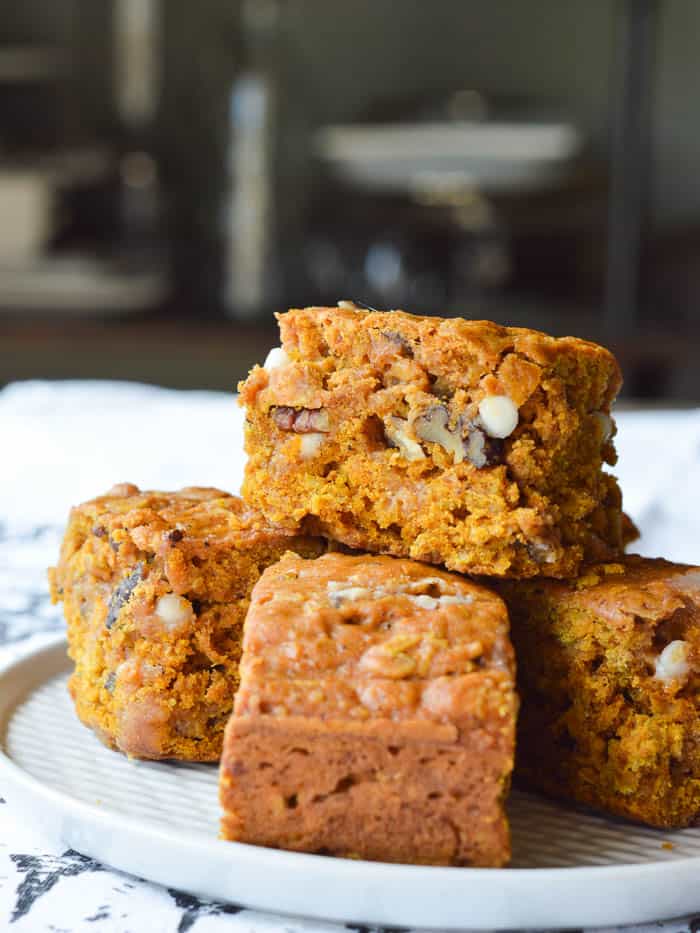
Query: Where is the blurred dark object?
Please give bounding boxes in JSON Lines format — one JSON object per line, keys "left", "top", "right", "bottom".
{"left": 307, "top": 90, "right": 606, "bottom": 314}
{"left": 605, "top": 0, "right": 658, "bottom": 333}
{"left": 0, "top": 0, "right": 166, "bottom": 315}
{"left": 0, "top": 0, "right": 699, "bottom": 402}
{"left": 224, "top": 0, "right": 283, "bottom": 319}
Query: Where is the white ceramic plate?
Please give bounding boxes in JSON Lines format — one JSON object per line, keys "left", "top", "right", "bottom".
{"left": 2, "top": 636, "right": 700, "bottom": 930}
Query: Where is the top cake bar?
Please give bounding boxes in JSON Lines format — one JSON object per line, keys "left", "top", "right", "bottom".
{"left": 240, "top": 303, "right": 625, "bottom": 578}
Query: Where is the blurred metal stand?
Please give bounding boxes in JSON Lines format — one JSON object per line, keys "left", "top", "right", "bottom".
{"left": 605, "top": 0, "right": 658, "bottom": 333}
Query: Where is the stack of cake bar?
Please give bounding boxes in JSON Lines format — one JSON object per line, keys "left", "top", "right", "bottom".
{"left": 50, "top": 303, "right": 700, "bottom": 867}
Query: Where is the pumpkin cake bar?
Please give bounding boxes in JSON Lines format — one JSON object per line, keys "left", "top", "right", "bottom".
{"left": 220, "top": 552, "right": 517, "bottom": 866}
{"left": 49, "top": 483, "right": 324, "bottom": 761}
{"left": 497, "top": 556, "right": 700, "bottom": 828}
{"left": 240, "top": 302, "right": 624, "bottom": 578}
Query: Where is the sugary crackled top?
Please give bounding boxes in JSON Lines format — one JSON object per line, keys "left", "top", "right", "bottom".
{"left": 53, "top": 483, "right": 322, "bottom": 601}
{"left": 66, "top": 483, "right": 312, "bottom": 552}
{"left": 234, "top": 552, "right": 515, "bottom": 728}
{"left": 504, "top": 555, "right": 700, "bottom": 691}
{"left": 517, "top": 555, "right": 700, "bottom": 629}
{"left": 260, "top": 304, "right": 622, "bottom": 410}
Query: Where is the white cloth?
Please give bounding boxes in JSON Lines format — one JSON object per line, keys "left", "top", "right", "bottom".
{"left": 0, "top": 379, "right": 698, "bottom": 933}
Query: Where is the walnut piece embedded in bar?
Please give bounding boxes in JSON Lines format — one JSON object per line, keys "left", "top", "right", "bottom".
{"left": 240, "top": 303, "right": 625, "bottom": 578}
{"left": 48, "top": 484, "right": 325, "bottom": 761}
{"left": 496, "top": 555, "right": 700, "bottom": 828}
{"left": 220, "top": 552, "right": 517, "bottom": 866}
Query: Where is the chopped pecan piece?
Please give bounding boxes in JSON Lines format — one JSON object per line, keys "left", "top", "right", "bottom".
{"left": 384, "top": 416, "right": 425, "bottom": 461}
{"left": 380, "top": 330, "right": 414, "bottom": 358}
{"left": 413, "top": 404, "right": 503, "bottom": 468}
{"left": 464, "top": 427, "right": 504, "bottom": 469}
{"left": 272, "top": 406, "right": 330, "bottom": 433}
{"left": 413, "top": 405, "right": 463, "bottom": 462}
{"left": 106, "top": 562, "right": 144, "bottom": 629}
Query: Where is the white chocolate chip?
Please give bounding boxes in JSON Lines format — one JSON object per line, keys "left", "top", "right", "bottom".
{"left": 337, "top": 300, "right": 357, "bottom": 309}
{"left": 155, "top": 594, "right": 193, "bottom": 631}
{"left": 478, "top": 395, "right": 519, "bottom": 439}
{"left": 299, "top": 432, "right": 325, "bottom": 459}
{"left": 655, "top": 640, "right": 691, "bottom": 684}
{"left": 263, "top": 346, "right": 290, "bottom": 372}
{"left": 593, "top": 411, "right": 614, "bottom": 444}
{"left": 384, "top": 416, "right": 426, "bottom": 461}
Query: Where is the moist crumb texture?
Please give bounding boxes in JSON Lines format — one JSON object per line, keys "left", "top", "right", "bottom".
{"left": 220, "top": 552, "right": 517, "bottom": 866}
{"left": 496, "top": 555, "right": 700, "bottom": 828}
{"left": 49, "top": 483, "right": 324, "bottom": 761}
{"left": 240, "top": 304, "right": 625, "bottom": 579}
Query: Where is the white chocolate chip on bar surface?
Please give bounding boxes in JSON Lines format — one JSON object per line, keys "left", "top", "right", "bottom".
{"left": 478, "top": 395, "right": 519, "bottom": 439}
{"left": 263, "top": 346, "right": 290, "bottom": 371}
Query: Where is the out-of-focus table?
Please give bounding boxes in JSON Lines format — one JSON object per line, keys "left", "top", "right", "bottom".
{"left": 1, "top": 380, "right": 699, "bottom": 933}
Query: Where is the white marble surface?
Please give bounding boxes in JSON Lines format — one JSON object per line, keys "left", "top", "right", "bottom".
{"left": 0, "top": 379, "right": 699, "bottom": 933}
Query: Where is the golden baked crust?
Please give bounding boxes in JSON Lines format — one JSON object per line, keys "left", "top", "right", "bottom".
{"left": 220, "top": 552, "right": 517, "bottom": 866}
{"left": 496, "top": 555, "right": 700, "bottom": 828}
{"left": 49, "top": 483, "right": 324, "bottom": 761}
{"left": 240, "top": 304, "right": 624, "bottom": 578}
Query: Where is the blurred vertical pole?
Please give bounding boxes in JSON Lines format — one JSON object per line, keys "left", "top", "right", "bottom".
{"left": 605, "top": 0, "right": 658, "bottom": 333}
{"left": 113, "top": 0, "right": 162, "bottom": 245}
{"left": 224, "top": 0, "right": 282, "bottom": 320}
{"left": 159, "top": 0, "right": 239, "bottom": 316}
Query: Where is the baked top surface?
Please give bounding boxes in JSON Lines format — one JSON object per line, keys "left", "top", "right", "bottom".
{"left": 511, "top": 555, "right": 700, "bottom": 629}
{"left": 500, "top": 555, "right": 700, "bottom": 827}
{"left": 49, "top": 486, "right": 325, "bottom": 760}
{"left": 234, "top": 552, "right": 515, "bottom": 726}
{"left": 67, "top": 482, "right": 312, "bottom": 553}
{"left": 239, "top": 304, "right": 625, "bottom": 578}
{"left": 279, "top": 305, "right": 622, "bottom": 396}
{"left": 246, "top": 304, "right": 623, "bottom": 435}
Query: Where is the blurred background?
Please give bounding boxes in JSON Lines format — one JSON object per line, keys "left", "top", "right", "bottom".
{"left": 0, "top": 0, "right": 697, "bottom": 399}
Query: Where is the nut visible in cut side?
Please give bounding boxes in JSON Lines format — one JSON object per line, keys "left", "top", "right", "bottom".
{"left": 384, "top": 416, "right": 425, "bottom": 461}
{"left": 526, "top": 538, "right": 558, "bottom": 565}
{"left": 464, "top": 427, "right": 503, "bottom": 469}
{"left": 413, "top": 405, "right": 503, "bottom": 468}
{"left": 272, "top": 406, "right": 330, "bottom": 433}
{"left": 413, "top": 405, "right": 464, "bottom": 463}
{"left": 380, "top": 329, "right": 414, "bottom": 358}
{"left": 477, "top": 395, "right": 519, "bottom": 439}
